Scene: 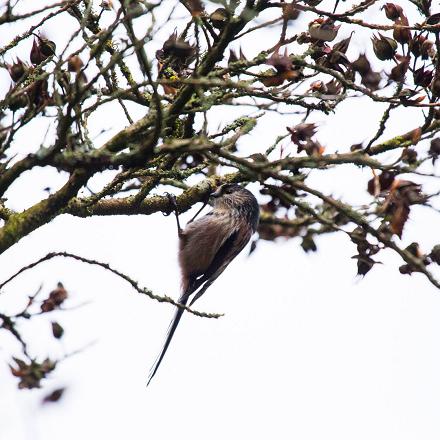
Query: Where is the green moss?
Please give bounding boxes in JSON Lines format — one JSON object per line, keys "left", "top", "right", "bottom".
{"left": 161, "top": 67, "right": 179, "bottom": 82}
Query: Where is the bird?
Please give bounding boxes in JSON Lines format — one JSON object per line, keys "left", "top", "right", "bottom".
{"left": 147, "top": 183, "right": 260, "bottom": 386}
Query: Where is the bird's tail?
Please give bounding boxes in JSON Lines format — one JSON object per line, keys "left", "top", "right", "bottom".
{"left": 147, "top": 293, "right": 190, "bottom": 386}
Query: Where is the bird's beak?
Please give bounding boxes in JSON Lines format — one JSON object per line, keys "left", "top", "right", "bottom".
{"left": 210, "top": 187, "right": 222, "bottom": 199}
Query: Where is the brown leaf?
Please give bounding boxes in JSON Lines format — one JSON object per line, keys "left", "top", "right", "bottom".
{"left": 187, "top": 0, "right": 204, "bottom": 16}
{"left": 390, "top": 202, "right": 409, "bottom": 238}
{"left": 402, "top": 127, "right": 422, "bottom": 144}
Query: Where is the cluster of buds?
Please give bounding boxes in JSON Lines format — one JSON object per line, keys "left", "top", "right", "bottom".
{"left": 4, "top": 35, "right": 58, "bottom": 111}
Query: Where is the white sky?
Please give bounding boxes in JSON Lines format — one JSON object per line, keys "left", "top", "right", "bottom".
{"left": 1, "top": 1, "right": 440, "bottom": 439}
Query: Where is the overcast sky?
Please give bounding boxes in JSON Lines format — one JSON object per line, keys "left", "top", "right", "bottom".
{"left": 1, "top": 1, "right": 440, "bottom": 439}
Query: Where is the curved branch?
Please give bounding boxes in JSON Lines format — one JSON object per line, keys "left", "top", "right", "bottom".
{"left": 0, "top": 251, "right": 223, "bottom": 319}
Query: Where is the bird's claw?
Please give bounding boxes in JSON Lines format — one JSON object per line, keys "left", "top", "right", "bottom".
{"left": 163, "top": 192, "right": 178, "bottom": 217}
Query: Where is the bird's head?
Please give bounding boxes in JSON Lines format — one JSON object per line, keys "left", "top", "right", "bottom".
{"left": 210, "top": 183, "right": 260, "bottom": 229}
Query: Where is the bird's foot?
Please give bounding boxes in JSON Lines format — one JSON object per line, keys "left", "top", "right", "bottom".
{"left": 163, "top": 192, "right": 178, "bottom": 216}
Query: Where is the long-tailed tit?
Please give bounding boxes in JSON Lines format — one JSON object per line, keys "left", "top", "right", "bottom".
{"left": 147, "top": 183, "right": 259, "bottom": 385}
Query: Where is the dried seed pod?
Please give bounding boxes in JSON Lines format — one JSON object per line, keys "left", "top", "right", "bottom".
{"left": 352, "top": 53, "right": 371, "bottom": 75}
{"left": 413, "top": 66, "right": 433, "bottom": 87}
{"left": 309, "top": 18, "right": 340, "bottom": 42}
{"left": 367, "top": 170, "right": 396, "bottom": 195}
{"left": 7, "top": 58, "right": 27, "bottom": 82}
{"left": 282, "top": 3, "right": 300, "bottom": 20}
{"left": 287, "top": 123, "right": 317, "bottom": 145}
{"left": 410, "top": 34, "right": 426, "bottom": 58}
{"left": 30, "top": 39, "right": 44, "bottom": 65}
{"left": 325, "top": 79, "right": 342, "bottom": 94}
{"left": 8, "top": 89, "right": 27, "bottom": 111}
{"left": 361, "top": 70, "right": 381, "bottom": 90}
{"left": 389, "top": 57, "right": 409, "bottom": 82}
{"left": 393, "top": 17, "right": 411, "bottom": 45}
{"left": 28, "top": 78, "right": 49, "bottom": 108}
{"left": 399, "top": 264, "right": 413, "bottom": 275}
{"left": 430, "top": 245, "right": 440, "bottom": 265}
{"left": 429, "top": 138, "right": 440, "bottom": 162}
{"left": 228, "top": 49, "right": 238, "bottom": 64}
{"left": 431, "top": 74, "right": 440, "bottom": 96}
{"left": 382, "top": 3, "right": 403, "bottom": 20}
{"left": 426, "top": 13, "right": 440, "bottom": 25}
{"left": 401, "top": 148, "right": 417, "bottom": 165}
{"left": 42, "top": 388, "right": 65, "bottom": 404}
{"left": 51, "top": 322, "right": 64, "bottom": 339}
{"left": 372, "top": 33, "right": 397, "bottom": 61}
{"left": 421, "top": 39, "right": 435, "bottom": 60}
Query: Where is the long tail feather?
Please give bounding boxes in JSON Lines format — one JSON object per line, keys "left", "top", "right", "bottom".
{"left": 147, "top": 294, "right": 190, "bottom": 386}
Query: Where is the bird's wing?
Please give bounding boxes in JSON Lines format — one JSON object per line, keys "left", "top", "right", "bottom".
{"left": 179, "top": 212, "right": 237, "bottom": 287}
{"left": 187, "top": 222, "right": 253, "bottom": 306}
